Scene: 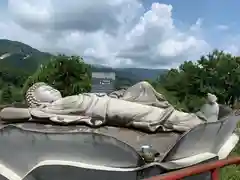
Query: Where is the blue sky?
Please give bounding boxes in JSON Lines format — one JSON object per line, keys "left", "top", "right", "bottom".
{"left": 0, "top": 0, "right": 8, "bottom": 19}
{"left": 145, "top": 0, "right": 238, "bottom": 26}
{"left": 0, "top": 0, "right": 7, "bottom": 10}
{"left": 1, "top": 0, "right": 239, "bottom": 25}
{"left": 0, "top": 0, "right": 240, "bottom": 68}
{"left": 145, "top": 0, "right": 240, "bottom": 41}
{"left": 148, "top": 0, "right": 240, "bottom": 45}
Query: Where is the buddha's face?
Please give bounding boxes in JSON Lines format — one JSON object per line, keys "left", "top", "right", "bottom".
{"left": 33, "top": 85, "right": 62, "bottom": 103}
{"left": 207, "top": 93, "right": 217, "bottom": 104}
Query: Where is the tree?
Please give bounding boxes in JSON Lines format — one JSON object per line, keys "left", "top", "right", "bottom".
{"left": 11, "top": 87, "right": 24, "bottom": 102}
{"left": 155, "top": 50, "right": 240, "bottom": 111}
{"left": 1, "top": 84, "right": 13, "bottom": 103}
{"left": 23, "top": 55, "right": 92, "bottom": 96}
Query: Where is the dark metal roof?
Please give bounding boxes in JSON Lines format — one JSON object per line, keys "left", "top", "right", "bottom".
{"left": 0, "top": 124, "right": 145, "bottom": 177}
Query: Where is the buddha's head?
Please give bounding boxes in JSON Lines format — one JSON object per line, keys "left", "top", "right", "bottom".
{"left": 26, "top": 82, "right": 62, "bottom": 108}
{"left": 207, "top": 93, "right": 217, "bottom": 104}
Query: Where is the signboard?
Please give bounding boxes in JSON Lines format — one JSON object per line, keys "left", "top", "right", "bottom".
{"left": 91, "top": 72, "right": 116, "bottom": 93}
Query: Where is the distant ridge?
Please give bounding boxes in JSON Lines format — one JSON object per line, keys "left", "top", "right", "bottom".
{"left": 0, "top": 39, "right": 167, "bottom": 84}
{"left": 0, "top": 39, "right": 52, "bottom": 73}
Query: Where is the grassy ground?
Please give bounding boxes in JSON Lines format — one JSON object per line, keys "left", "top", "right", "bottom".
{"left": 220, "top": 122, "right": 240, "bottom": 180}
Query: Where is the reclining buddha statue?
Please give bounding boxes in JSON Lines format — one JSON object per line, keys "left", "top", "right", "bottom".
{"left": 0, "top": 81, "right": 219, "bottom": 133}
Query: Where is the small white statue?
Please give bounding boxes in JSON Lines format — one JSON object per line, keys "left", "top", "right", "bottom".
{"left": 200, "top": 93, "right": 219, "bottom": 122}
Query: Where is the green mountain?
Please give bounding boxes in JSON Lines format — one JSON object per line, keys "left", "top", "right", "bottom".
{"left": 0, "top": 39, "right": 167, "bottom": 86}
{"left": 0, "top": 39, "right": 52, "bottom": 73}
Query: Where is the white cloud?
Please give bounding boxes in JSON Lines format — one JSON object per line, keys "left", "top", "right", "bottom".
{"left": 190, "top": 18, "right": 203, "bottom": 32}
{"left": 0, "top": 0, "right": 211, "bottom": 68}
{"left": 216, "top": 25, "right": 229, "bottom": 31}
{"left": 0, "top": 20, "right": 45, "bottom": 46}
{"left": 224, "top": 45, "right": 240, "bottom": 55}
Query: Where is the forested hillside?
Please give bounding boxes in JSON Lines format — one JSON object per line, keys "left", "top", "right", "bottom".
{"left": 0, "top": 39, "right": 52, "bottom": 73}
